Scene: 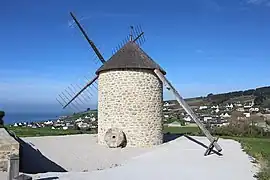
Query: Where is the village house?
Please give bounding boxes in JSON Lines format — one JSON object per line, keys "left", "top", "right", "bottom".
{"left": 237, "top": 107, "right": 245, "bottom": 112}
{"left": 44, "top": 120, "right": 53, "bottom": 126}
{"left": 163, "top": 102, "right": 176, "bottom": 107}
{"left": 212, "top": 121, "right": 230, "bottom": 127}
{"left": 243, "top": 112, "right": 251, "bottom": 118}
{"left": 199, "top": 106, "right": 208, "bottom": 110}
{"left": 164, "top": 114, "right": 169, "bottom": 119}
{"left": 77, "top": 121, "right": 90, "bottom": 130}
{"left": 214, "top": 108, "right": 220, "bottom": 113}
{"left": 183, "top": 116, "right": 192, "bottom": 122}
{"left": 167, "top": 121, "right": 182, "bottom": 127}
{"left": 244, "top": 101, "right": 254, "bottom": 108}
{"left": 249, "top": 107, "right": 260, "bottom": 113}
{"left": 226, "top": 104, "right": 234, "bottom": 109}
{"left": 203, "top": 116, "right": 212, "bottom": 122}
{"left": 234, "top": 102, "right": 243, "bottom": 107}
{"left": 220, "top": 112, "right": 231, "bottom": 118}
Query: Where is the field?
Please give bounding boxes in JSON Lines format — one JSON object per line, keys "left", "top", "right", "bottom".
{"left": 6, "top": 126, "right": 270, "bottom": 179}
{"left": 163, "top": 126, "right": 201, "bottom": 134}
{"left": 6, "top": 126, "right": 93, "bottom": 137}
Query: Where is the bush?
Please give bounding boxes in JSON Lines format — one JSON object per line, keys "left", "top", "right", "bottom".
{"left": 211, "top": 124, "right": 270, "bottom": 138}
{"left": 0, "top": 111, "right": 4, "bottom": 126}
{"left": 0, "top": 111, "right": 5, "bottom": 117}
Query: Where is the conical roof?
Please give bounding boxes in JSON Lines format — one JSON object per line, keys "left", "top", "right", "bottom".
{"left": 96, "top": 41, "right": 166, "bottom": 75}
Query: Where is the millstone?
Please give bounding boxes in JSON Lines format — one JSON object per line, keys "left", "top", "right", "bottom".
{"left": 104, "top": 128, "right": 126, "bottom": 148}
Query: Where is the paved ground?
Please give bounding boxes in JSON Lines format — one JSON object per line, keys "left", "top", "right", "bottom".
{"left": 17, "top": 134, "right": 259, "bottom": 180}
{"left": 0, "top": 172, "right": 8, "bottom": 180}
{"left": 21, "top": 134, "right": 153, "bottom": 173}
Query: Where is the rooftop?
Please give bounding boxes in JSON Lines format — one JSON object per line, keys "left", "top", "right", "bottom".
{"left": 96, "top": 41, "right": 166, "bottom": 75}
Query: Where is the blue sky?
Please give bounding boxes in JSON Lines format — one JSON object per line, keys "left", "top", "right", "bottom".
{"left": 0, "top": 0, "right": 270, "bottom": 113}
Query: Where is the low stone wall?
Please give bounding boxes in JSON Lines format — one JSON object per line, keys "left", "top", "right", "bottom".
{"left": 0, "top": 128, "right": 19, "bottom": 172}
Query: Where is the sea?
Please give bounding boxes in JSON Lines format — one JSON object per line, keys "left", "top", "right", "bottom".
{"left": 3, "top": 112, "right": 66, "bottom": 125}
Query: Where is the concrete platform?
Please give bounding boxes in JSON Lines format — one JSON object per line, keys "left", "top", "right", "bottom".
{"left": 17, "top": 134, "right": 259, "bottom": 180}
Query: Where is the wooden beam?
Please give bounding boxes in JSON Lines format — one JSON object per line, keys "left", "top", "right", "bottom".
{"left": 154, "top": 69, "right": 222, "bottom": 152}
{"left": 70, "top": 12, "right": 106, "bottom": 64}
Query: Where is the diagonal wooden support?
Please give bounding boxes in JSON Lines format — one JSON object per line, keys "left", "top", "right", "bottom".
{"left": 154, "top": 69, "right": 222, "bottom": 153}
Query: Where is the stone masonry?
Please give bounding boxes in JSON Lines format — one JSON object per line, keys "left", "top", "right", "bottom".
{"left": 0, "top": 128, "right": 19, "bottom": 172}
{"left": 98, "top": 69, "right": 164, "bottom": 147}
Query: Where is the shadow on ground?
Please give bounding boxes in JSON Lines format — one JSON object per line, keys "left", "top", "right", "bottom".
{"left": 163, "top": 132, "right": 184, "bottom": 143}
{"left": 36, "top": 177, "right": 60, "bottom": 180}
{"left": 7, "top": 129, "right": 67, "bottom": 174}
{"left": 163, "top": 132, "right": 223, "bottom": 156}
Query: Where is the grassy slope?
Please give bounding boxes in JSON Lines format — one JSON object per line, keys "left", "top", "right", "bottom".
{"left": 166, "top": 95, "right": 255, "bottom": 108}
{"left": 234, "top": 137, "right": 270, "bottom": 180}
{"left": 163, "top": 126, "right": 201, "bottom": 134}
{"left": 6, "top": 126, "right": 93, "bottom": 137}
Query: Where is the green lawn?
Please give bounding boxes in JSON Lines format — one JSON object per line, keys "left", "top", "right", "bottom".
{"left": 163, "top": 126, "right": 200, "bottom": 134}
{"left": 231, "top": 137, "right": 270, "bottom": 180}
{"left": 6, "top": 126, "right": 93, "bottom": 137}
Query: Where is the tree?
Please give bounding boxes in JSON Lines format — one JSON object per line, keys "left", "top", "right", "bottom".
{"left": 230, "top": 111, "right": 244, "bottom": 123}
{"left": 254, "top": 95, "right": 266, "bottom": 106}
{"left": 243, "top": 89, "right": 255, "bottom": 96}
{"left": 0, "top": 111, "right": 5, "bottom": 127}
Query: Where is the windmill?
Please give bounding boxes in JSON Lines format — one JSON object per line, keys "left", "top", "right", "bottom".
{"left": 57, "top": 12, "right": 222, "bottom": 155}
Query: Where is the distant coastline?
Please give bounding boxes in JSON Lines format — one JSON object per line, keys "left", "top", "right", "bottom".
{"left": 4, "top": 112, "right": 65, "bottom": 125}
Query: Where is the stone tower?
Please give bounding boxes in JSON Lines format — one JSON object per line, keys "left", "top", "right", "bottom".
{"left": 96, "top": 41, "right": 166, "bottom": 147}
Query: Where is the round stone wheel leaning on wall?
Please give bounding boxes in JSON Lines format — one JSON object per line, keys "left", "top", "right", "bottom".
{"left": 0, "top": 111, "right": 5, "bottom": 128}
{"left": 98, "top": 69, "right": 164, "bottom": 147}
{"left": 104, "top": 128, "right": 126, "bottom": 148}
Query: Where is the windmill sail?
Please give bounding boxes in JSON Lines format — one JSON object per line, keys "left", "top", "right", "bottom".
{"left": 63, "top": 75, "right": 98, "bottom": 109}
{"left": 57, "top": 12, "right": 146, "bottom": 111}
{"left": 70, "top": 12, "right": 106, "bottom": 64}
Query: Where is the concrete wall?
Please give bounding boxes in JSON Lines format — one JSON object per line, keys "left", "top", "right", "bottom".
{"left": 98, "top": 69, "right": 163, "bottom": 147}
{"left": 0, "top": 128, "right": 19, "bottom": 172}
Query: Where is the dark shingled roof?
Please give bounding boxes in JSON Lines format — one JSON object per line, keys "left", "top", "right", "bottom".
{"left": 96, "top": 41, "right": 166, "bottom": 75}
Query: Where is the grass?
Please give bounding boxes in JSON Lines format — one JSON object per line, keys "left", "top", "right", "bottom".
{"left": 6, "top": 126, "right": 93, "bottom": 137}
{"left": 231, "top": 137, "right": 270, "bottom": 180}
{"left": 163, "top": 126, "right": 200, "bottom": 134}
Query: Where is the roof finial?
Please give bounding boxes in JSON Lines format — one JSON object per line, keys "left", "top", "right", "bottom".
{"left": 130, "top": 26, "right": 134, "bottom": 41}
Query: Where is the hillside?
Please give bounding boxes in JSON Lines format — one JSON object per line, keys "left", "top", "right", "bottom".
{"left": 165, "top": 86, "right": 270, "bottom": 108}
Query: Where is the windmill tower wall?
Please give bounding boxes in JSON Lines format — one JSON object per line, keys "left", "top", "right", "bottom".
{"left": 98, "top": 69, "right": 163, "bottom": 147}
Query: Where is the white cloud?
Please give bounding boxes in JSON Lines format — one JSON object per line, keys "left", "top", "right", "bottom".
{"left": 247, "top": 0, "right": 270, "bottom": 6}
